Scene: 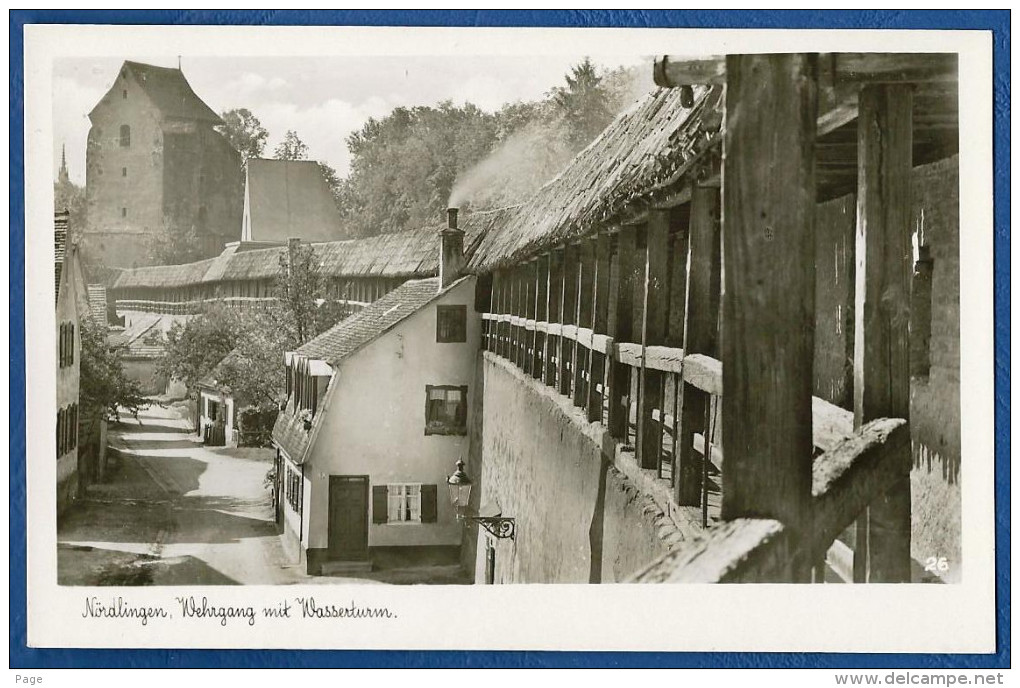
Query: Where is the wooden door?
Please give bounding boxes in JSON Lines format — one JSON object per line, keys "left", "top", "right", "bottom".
{"left": 328, "top": 476, "right": 369, "bottom": 560}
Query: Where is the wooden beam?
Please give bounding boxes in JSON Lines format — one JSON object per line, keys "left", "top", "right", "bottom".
{"left": 533, "top": 255, "right": 549, "bottom": 378}
{"left": 559, "top": 245, "right": 579, "bottom": 397}
{"left": 587, "top": 235, "right": 611, "bottom": 423}
{"left": 853, "top": 84, "right": 914, "bottom": 583}
{"left": 573, "top": 241, "right": 594, "bottom": 408}
{"left": 720, "top": 54, "right": 818, "bottom": 582}
{"left": 544, "top": 250, "right": 562, "bottom": 387}
{"left": 629, "top": 518, "right": 790, "bottom": 584}
{"left": 675, "top": 186, "right": 721, "bottom": 505}
{"left": 813, "top": 418, "right": 910, "bottom": 559}
{"left": 608, "top": 229, "right": 637, "bottom": 440}
{"left": 637, "top": 210, "right": 671, "bottom": 470}
{"left": 629, "top": 417, "right": 908, "bottom": 584}
{"left": 654, "top": 53, "right": 957, "bottom": 88}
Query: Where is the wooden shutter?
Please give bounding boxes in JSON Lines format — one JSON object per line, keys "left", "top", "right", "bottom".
{"left": 420, "top": 484, "right": 438, "bottom": 523}
{"left": 69, "top": 324, "right": 74, "bottom": 364}
{"left": 372, "top": 485, "right": 388, "bottom": 524}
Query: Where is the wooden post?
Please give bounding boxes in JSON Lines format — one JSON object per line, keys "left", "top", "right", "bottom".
{"left": 675, "top": 187, "right": 721, "bottom": 505}
{"left": 535, "top": 255, "right": 549, "bottom": 379}
{"left": 637, "top": 211, "right": 671, "bottom": 470}
{"left": 720, "top": 53, "right": 818, "bottom": 583}
{"left": 546, "top": 249, "right": 563, "bottom": 386}
{"left": 573, "top": 241, "right": 595, "bottom": 408}
{"left": 528, "top": 259, "right": 540, "bottom": 378}
{"left": 490, "top": 271, "right": 503, "bottom": 355}
{"left": 608, "top": 228, "right": 637, "bottom": 440}
{"left": 559, "top": 245, "right": 578, "bottom": 397}
{"left": 853, "top": 84, "right": 914, "bottom": 583}
{"left": 587, "top": 234, "right": 611, "bottom": 423}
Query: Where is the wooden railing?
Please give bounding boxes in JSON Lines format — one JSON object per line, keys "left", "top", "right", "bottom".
{"left": 480, "top": 54, "right": 925, "bottom": 583}
{"left": 115, "top": 297, "right": 369, "bottom": 316}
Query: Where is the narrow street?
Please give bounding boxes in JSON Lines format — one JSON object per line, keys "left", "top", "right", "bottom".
{"left": 57, "top": 404, "right": 381, "bottom": 585}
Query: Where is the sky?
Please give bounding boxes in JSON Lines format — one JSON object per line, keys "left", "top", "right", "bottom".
{"left": 53, "top": 54, "right": 651, "bottom": 186}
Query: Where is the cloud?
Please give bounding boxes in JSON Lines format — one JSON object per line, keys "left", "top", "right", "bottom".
{"left": 252, "top": 96, "right": 395, "bottom": 175}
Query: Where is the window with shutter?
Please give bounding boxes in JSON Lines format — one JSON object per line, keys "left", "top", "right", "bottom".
{"left": 420, "top": 484, "right": 438, "bottom": 523}
{"left": 372, "top": 485, "right": 388, "bottom": 524}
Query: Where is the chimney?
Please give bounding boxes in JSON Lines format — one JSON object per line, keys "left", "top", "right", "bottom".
{"left": 439, "top": 207, "right": 465, "bottom": 290}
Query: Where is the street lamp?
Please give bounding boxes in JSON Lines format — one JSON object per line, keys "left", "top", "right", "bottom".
{"left": 446, "top": 459, "right": 516, "bottom": 540}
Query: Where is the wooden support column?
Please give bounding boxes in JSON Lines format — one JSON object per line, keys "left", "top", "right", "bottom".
{"left": 559, "top": 245, "right": 579, "bottom": 397}
{"left": 720, "top": 53, "right": 818, "bottom": 583}
{"left": 608, "top": 228, "right": 637, "bottom": 440}
{"left": 676, "top": 187, "right": 722, "bottom": 505}
{"left": 636, "top": 211, "right": 671, "bottom": 470}
{"left": 545, "top": 249, "right": 564, "bottom": 386}
{"left": 534, "top": 255, "right": 549, "bottom": 379}
{"left": 527, "top": 259, "right": 539, "bottom": 378}
{"left": 489, "top": 271, "right": 502, "bottom": 353}
{"left": 573, "top": 241, "right": 595, "bottom": 408}
{"left": 509, "top": 267, "right": 520, "bottom": 365}
{"left": 587, "top": 234, "right": 611, "bottom": 423}
{"left": 853, "top": 84, "right": 914, "bottom": 584}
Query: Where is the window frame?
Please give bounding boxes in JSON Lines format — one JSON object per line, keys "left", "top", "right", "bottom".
{"left": 436, "top": 304, "right": 467, "bottom": 343}
{"left": 119, "top": 124, "right": 131, "bottom": 147}
{"left": 385, "top": 483, "right": 423, "bottom": 524}
{"left": 424, "top": 384, "right": 468, "bottom": 436}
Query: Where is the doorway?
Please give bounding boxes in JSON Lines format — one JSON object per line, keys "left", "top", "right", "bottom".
{"left": 328, "top": 475, "right": 369, "bottom": 560}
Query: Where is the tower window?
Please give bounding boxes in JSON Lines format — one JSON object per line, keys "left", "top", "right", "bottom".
{"left": 122, "top": 167, "right": 127, "bottom": 177}
{"left": 121, "top": 207, "right": 127, "bottom": 218}
{"left": 122, "top": 89, "right": 128, "bottom": 99}
{"left": 119, "top": 124, "right": 131, "bottom": 147}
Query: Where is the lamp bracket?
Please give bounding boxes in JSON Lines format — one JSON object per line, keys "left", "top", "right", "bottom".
{"left": 466, "top": 516, "right": 516, "bottom": 540}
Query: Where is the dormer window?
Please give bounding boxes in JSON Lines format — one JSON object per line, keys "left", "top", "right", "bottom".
{"left": 119, "top": 124, "right": 131, "bottom": 147}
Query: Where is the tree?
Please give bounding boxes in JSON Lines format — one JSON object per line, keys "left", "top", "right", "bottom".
{"left": 80, "top": 316, "right": 147, "bottom": 422}
{"left": 274, "top": 130, "right": 309, "bottom": 161}
{"left": 219, "top": 108, "right": 269, "bottom": 168}
{"left": 273, "top": 242, "right": 347, "bottom": 344}
{"left": 215, "top": 308, "right": 290, "bottom": 409}
{"left": 551, "top": 57, "right": 614, "bottom": 152}
{"left": 155, "top": 302, "right": 243, "bottom": 394}
{"left": 145, "top": 214, "right": 205, "bottom": 265}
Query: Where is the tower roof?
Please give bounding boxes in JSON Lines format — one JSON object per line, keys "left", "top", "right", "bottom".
{"left": 90, "top": 60, "right": 223, "bottom": 125}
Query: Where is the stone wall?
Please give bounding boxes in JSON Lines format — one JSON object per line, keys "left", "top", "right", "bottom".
{"left": 470, "top": 352, "right": 700, "bottom": 584}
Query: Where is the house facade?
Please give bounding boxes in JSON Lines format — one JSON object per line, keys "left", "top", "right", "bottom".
{"left": 56, "top": 216, "right": 87, "bottom": 514}
{"left": 272, "top": 270, "right": 480, "bottom": 574}
{"left": 84, "top": 60, "right": 243, "bottom": 268}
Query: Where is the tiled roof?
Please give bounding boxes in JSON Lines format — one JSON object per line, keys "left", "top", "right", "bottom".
{"left": 273, "top": 276, "right": 452, "bottom": 462}
{"left": 197, "top": 349, "right": 243, "bottom": 394}
{"left": 245, "top": 159, "right": 345, "bottom": 243}
{"left": 122, "top": 61, "right": 222, "bottom": 125}
{"left": 296, "top": 277, "right": 444, "bottom": 365}
{"left": 112, "top": 258, "right": 217, "bottom": 289}
{"left": 54, "top": 211, "right": 69, "bottom": 304}
{"left": 468, "top": 85, "right": 723, "bottom": 270}
{"left": 111, "top": 223, "right": 486, "bottom": 290}
{"left": 87, "top": 285, "right": 108, "bottom": 324}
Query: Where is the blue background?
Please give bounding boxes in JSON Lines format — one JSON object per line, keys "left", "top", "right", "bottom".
{"left": 9, "top": 9, "right": 1010, "bottom": 669}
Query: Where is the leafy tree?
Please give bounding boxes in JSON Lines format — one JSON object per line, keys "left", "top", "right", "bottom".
{"left": 145, "top": 214, "right": 205, "bottom": 265}
{"left": 156, "top": 244, "right": 348, "bottom": 407}
{"left": 274, "top": 242, "right": 348, "bottom": 343}
{"left": 155, "top": 302, "right": 243, "bottom": 394}
{"left": 80, "top": 316, "right": 147, "bottom": 422}
{"left": 274, "top": 130, "right": 310, "bottom": 161}
{"left": 219, "top": 108, "right": 269, "bottom": 168}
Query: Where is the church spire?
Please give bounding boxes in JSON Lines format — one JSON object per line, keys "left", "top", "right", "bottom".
{"left": 58, "top": 143, "right": 70, "bottom": 184}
